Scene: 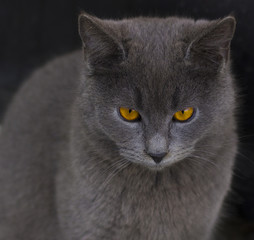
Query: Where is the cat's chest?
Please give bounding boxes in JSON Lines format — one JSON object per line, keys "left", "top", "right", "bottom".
{"left": 58, "top": 164, "right": 226, "bottom": 240}
{"left": 95, "top": 174, "right": 219, "bottom": 240}
{"left": 106, "top": 186, "right": 182, "bottom": 240}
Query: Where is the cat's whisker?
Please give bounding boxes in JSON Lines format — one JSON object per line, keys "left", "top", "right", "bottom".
{"left": 238, "top": 134, "right": 254, "bottom": 140}
{"left": 92, "top": 160, "right": 131, "bottom": 202}
{"left": 197, "top": 142, "right": 232, "bottom": 149}
{"left": 194, "top": 150, "right": 217, "bottom": 158}
{"left": 100, "top": 160, "right": 131, "bottom": 191}
{"left": 187, "top": 158, "right": 217, "bottom": 172}
{"left": 119, "top": 149, "right": 143, "bottom": 160}
{"left": 235, "top": 150, "right": 254, "bottom": 165}
{"left": 195, "top": 145, "right": 254, "bottom": 167}
{"left": 100, "top": 158, "right": 127, "bottom": 176}
{"left": 189, "top": 154, "right": 219, "bottom": 170}
{"left": 194, "top": 149, "right": 217, "bottom": 157}
{"left": 87, "top": 155, "right": 126, "bottom": 171}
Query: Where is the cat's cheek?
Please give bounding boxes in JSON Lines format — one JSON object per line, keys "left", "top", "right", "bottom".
{"left": 170, "top": 124, "right": 203, "bottom": 148}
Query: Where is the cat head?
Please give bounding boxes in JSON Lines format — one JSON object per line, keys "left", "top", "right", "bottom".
{"left": 78, "top": 13, "right": 236, "bottom": 170}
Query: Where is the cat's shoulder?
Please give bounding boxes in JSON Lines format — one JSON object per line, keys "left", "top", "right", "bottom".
{"left": 25, "top": 50, "right": 82, "bottom": 90}
{"left": 1, "top": 50, "right": 82, "bottom": 133}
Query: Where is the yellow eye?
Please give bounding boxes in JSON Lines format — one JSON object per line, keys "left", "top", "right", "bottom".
{"left": 119, "top": 107, "right": 140, "bottom": 121}
{"left": 173, "top": 107, "right": 194, "bottom": 122}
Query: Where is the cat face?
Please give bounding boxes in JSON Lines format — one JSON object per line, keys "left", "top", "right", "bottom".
{"left": 78, "top": 14, "right": 236, "bottom": 170}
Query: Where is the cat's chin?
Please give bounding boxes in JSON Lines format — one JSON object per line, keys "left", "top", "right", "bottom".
{"left": 135, "top": 158, "right": 180, "bottom": 171}
{"left": 146, "top": 162, "right": 178, "bottom": 171}
{"left": 146, "top": 164, "right": 167, "bottom": 171}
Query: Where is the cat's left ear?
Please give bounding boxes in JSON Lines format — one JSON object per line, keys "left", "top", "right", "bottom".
{"left": 185, "top": 16, "right": 236, "bottom": 68}
{"left": 78, "top": 13, "right": 126, "bottom": 75}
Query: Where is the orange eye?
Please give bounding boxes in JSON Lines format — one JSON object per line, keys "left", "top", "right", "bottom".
{"left": 173, "top": 107, "right": 194, "bottom": 122}
{"left": 119, "top": 107, "right": 140, "bottom": 121}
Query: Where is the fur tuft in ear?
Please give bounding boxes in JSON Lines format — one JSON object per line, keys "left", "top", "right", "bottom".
{"left": 186, "top": 16, "right": 236, "bottom": 68}
{"left": 78, "top": 13, "right": 126, "bottom": 75}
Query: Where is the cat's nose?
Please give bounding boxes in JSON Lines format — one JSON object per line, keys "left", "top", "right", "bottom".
{"left": 148, "top": 152, "right": 167, "bottom": 164}
{"left": 145, "top": 133, "right": 168, "bottom": 161}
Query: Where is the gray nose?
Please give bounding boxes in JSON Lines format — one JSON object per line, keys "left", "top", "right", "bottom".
{"left": 148, "top": 152, "right": 167, "bottom": 164}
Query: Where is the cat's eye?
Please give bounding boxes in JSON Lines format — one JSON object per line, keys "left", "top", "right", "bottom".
{"left": 119, "top": 107, "right": 141, "bottom": 121}
{"left": 173, "top": 107, "right": 194, "bottom": 122}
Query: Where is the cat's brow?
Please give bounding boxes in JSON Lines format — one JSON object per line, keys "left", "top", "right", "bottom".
{"left": 135, "top": 87, "right": 143, "bottom": 110}
{"left": 171, "top": 87, "right": 180, "bottom": 109}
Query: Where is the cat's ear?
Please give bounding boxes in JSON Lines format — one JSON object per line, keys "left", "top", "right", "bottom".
{"left": 185, "top": 16, "right": 236, "bottom": 68}
{"left": 78, "top": 13, "right": 126, "bottom": 75}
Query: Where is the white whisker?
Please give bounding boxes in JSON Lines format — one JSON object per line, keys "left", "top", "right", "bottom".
{"left": 189, "top": 154, "right": 219, "bottom": 170}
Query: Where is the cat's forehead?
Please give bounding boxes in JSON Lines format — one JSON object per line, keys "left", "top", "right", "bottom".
{"left": 117, "top": 61, "right": 201, "bottom": 116}
{"left": 117, "top": 17, "right": 206, "bottom": 51}
{"left": 114, "top": 20, "right": 199, "bottom": 107}
{"left": 120, "top": 18, "right": 192, "bottom": 36}
{"left": 114, "top": 18, "right": 213, "bottom": 104}
{"left": 90, "top": 16, "right": 231, "bottom": 113}
{"left": 115, "top": 18, "right": 202, "bottom": 85}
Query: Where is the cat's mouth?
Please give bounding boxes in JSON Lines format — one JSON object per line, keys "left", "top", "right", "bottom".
{"left": 123, "top": 154, "right": 182, "bottom": 171}
{"left": 144, "top": 148, "right": 195, "bottom": 171}
{"left": 119, "top": 147, "right": 194, "bottom": 171}
{"left": 143, "top": 157, "right": 180, "bottom": 171}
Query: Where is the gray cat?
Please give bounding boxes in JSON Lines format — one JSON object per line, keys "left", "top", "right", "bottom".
{"left": 0, "top": 13, "right": 237, "bottom": 240}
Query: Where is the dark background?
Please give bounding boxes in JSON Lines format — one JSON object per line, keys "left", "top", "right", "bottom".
{"left": 1, "top": 0, "right": 254, "bottom": 237}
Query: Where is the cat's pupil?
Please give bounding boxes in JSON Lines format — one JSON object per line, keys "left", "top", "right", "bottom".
{"left": 129, "top": 109, "right": 132, "bottom": 113}
{"left": 182, "top": 110, "right": 184, "bottom": 114}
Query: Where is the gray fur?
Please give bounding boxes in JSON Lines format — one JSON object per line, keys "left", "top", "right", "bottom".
{"left": 0, "top": 13, "right": 237, "bottom": 240}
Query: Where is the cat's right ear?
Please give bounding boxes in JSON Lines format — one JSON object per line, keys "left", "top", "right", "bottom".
{"left": 78, "top": 13, "right": 126, "bottom": 75}
{"left": 185, "top": 16, "right": 236, "bottom": 70}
